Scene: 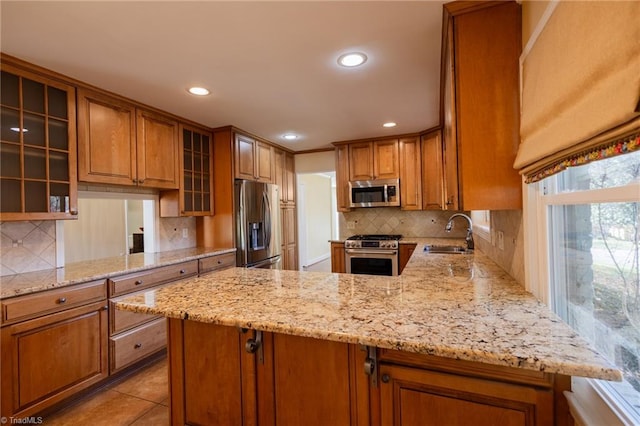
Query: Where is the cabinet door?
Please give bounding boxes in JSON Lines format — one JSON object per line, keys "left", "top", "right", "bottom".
{"left": 422, "top": 131, "right": 445, "bottom": 210}
{"left": 349, "top": 142, "right": 374, "bottom": 181}
{"left": 274, "top": 148, "right": 286, "bottom": 202}
{"left": 136, "top": 108, "right": 179, "bottom": 189}
{"left": 399, "top": 137, "right": 422, "bottom": 210}
{"left": 235, "top": 134, "right": 256, "bottom": 180}
{"left": 335, "top": 145, "right": 351, "bottom": 212}
{"left": 255, "top": 140, "right": 273, "bottom": 183}
{"left": 266, "top": 333, "right": 369, "bottom": 426}
{"left": 284, "top": 152, "right": 296, "bottom": 203}
{"left": 1, "top": 65, "right": 78, "bottom": 220}
{"left": 373, "top": 139, "right": 399, "bottom": 179}
{"left": 331, "top": 242, "right": 346, "bottom": 273}
{"left": 379, "top": 363, "right": 553, "bottom": 426}
{"left": 398, "top": 243, "right": 417, "bottom": 274}
{"left": 0, "top": 301, "right": 108, "bottom": 418}
{"left": 282, "top": 205, "right": 297, "bottom": 270}
{"left": 442, "top": 21, "right": 460, "bottom": 211}
{"left": 77, "top": 88, "right": 137, "bottom": 186}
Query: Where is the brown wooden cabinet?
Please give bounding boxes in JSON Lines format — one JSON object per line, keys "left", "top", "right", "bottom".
{"left": 421, "top": 130, "right": 445, "bottom": 210}
{"left": 274, "top": 148, "right": 296, "bottom": 205}
{"left": 282, "top": 205, "right": 298, "bottom": 270}
{"left": 235, "top": 133, "right": 273, "bottom": 183}
{"left": 160, "top": 124, "right": 214, "bottom": 217}
{"left": 198, "top": 252, "right": 236, "bottom": 275}
{"left": 441, "top": 1, "right": 522, "bottom": 210}
{"left": 399, "top": 137, "right": 422, "bottom": 210}
{"left": 399, "top": 243, "right": 417, "bottom": 274}
{"left": 77, "top": 88, "right": 179, "bottom": 189}
{"left": 331, "top": 241, "right": 346, "bottom": 273}
{"left": 349, "top": 139, "right": 399, "bottom": 181}
{"left": 335, "top": 145, "right": 351, "bottom": 212}
{"left": 167, "top": 320, "right": 370, "bottom": 426}
{"left": 0, "top": 283, "right": 108, "bottom": 419}
{"left": 0, "top": 60, "right": 78, "bottom": 221}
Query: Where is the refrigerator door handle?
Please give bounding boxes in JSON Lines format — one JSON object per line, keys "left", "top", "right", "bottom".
{"left": 263, "top": 189, "right": 271, "bottom": 252}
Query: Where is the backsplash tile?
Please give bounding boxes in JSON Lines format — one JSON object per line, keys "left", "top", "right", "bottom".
{"left": 474, "top": 210, "right": 524, "bottom": 285}
{"left": 0, "top": 221, "right": 56, "bottom": 275}
{"left": 339, "top": 209, "right": 469, "bottom": 239}
{"left": 158, "top": 217, "right": 197, "bottom": 251}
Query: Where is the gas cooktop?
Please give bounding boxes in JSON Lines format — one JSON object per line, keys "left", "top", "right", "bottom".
{"left": 346, "top": 234, "right": 402, "bottom": 241}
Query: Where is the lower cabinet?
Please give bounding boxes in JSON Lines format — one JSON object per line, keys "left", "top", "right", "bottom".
{"left": 168, "top": 320, "right": 370, "bottom": 426}
{"left": 331, "top": 242, "right": 346, "bottom": 273}
{"left": 399, "top": 243, "right": 417, "bottom": 274}
{"left": 0, "top": 300, "right": 108, "bottom": 418}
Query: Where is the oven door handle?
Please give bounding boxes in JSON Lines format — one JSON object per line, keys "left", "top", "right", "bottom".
{"left": 345, "top": 249, "right": 398, "bottom": 256}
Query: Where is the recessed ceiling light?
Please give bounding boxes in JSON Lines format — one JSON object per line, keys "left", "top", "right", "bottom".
{"left": 383, "top": 122, "right": 397, "bottom": 128}
{"left": 338, "top": 52, "right": 367, "bottom": 67}
{"left": 283, "top": 134, "right": 298, "bottom": 140}
{"left": 187, "top": 87, "right": 210, "bottom": 96}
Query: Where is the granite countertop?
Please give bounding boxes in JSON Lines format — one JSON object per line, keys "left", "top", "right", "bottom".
{"left": 116, "top": 238, "right": 622, "bottom": 381}
{"left": 0, "top": 247, "right": 236, "bottom": 299}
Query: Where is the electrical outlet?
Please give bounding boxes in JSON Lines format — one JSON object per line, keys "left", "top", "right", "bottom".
{"left": 497, "top": 231, "right": 504, "bottom": 250}
{"left": 347, "top": 222, "right": 356, "bottom": 230}
{"left": 182, "top": 228, "right": 188, "bottom": 239}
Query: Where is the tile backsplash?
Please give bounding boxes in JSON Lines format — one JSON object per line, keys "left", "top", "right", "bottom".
{"left": 339, "top": 208, "right": 469, "bottom": 239}
{"left": 1, "top": 221, "right": 57, "bottom": 276}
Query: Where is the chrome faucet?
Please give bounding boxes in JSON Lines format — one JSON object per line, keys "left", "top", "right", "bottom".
{"left": 445, "top": 213, "right": 474, "bottom": 251}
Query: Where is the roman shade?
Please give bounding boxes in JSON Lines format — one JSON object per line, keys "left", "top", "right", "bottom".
{"left": 515, "top": 1, "right": 640, "bottom": 183}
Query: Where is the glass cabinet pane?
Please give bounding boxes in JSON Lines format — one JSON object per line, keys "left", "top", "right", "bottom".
{"left": 50, "top": 151, "right": 69, "bottom": 181}
{"left": 23, "top": 78, "right": 45, "bottom": 114}
{"left": 184, "top": 172, "right": 193, "bottom": 191}
{"left": 183, "top": 130, "right": 192, "bottom": 150}
{"left": 1, "top": 108, "right": 21, "bottom": 143}
{"left": 49, "top": 119, "right": 68, "bottom": 150}
{"left": 194, "top": 193, "right": 202, "bottom": 211}
{"left": 24, "top": 147, "right": 46, "bottom": 179}
{"left": 1, "top": 72, "right": 19, "bottom": 107}
{"left": 24, "top": 181, "right": 47, "bottom": 212}
{"left": 184, "top": 192, "right": 193, "bottom": 211}
{"left": 1, "top": 179, "right": 21, "bottom": 212}
{"left": 47, "top": 86, "right": 68, "bottom": 119}
{"left": 23, "top": 113, "right": 46, "bottom": 147}
{"left": 184, "top": 151, "right": 192, "bottom": 172}
{"left": 1, "top": 143, "right": 21, "bottom": 178}
{"left": 193, "top": 153, "right": 202, "bottom": 172}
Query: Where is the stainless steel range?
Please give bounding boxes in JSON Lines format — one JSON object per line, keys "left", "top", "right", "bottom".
{"left": 345, "top": 234, "right": 401, "bottom": 276}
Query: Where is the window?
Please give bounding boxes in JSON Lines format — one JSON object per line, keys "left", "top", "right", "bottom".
{"left": 528, "top": 150, "right": 640, "bottom": 423}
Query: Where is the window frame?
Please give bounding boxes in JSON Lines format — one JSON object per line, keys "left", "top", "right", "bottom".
{"left": 524, "top": 174, "right": 640, "bottom": 425}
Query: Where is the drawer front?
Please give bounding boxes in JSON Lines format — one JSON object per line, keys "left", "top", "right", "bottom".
{"left": 110, "top": 317, "right": 166, "bottom": 372}
{"left": 109, "top": 284, "right": 172, "bottom": 335}
{"left": 108, "top": 260, "right": 198, "bottom": 297}
{"left": 1, "top": 280, "right": 106, "bottom": 325}
{"left": 199, "top": 253, "right": 236, "bottom": 275}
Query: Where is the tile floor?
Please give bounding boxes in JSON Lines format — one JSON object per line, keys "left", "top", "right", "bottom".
{"left": 43, "top": 358, "right": 169, "bottom": 425}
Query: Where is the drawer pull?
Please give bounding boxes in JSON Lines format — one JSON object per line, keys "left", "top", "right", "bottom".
{"left": 180, "top": 269, "right": 186, "bottom": 274}
{"left": 58, "top": 297, "right": 67, "bottom": 304}
{"left": 217, "top": 260, "right": 222, "bottom": 264}
{"left": 134, "top": 343, "right": 143, "bottom": 349}
{"left": 135, "top": 280, "right": 143, "bottom": 285}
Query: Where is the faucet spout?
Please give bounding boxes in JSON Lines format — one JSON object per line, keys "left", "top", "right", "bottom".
{"left": 445, "top": 213, "right": 474, "bottom": 251}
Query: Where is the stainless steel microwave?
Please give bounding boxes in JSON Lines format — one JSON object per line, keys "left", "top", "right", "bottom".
{"left": 348, "top": 178, "right": 400, "bottom": 208}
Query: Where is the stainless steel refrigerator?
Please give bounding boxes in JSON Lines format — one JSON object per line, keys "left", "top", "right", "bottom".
{"left": 235, "top": 180, "right": 282, "bottom": 269}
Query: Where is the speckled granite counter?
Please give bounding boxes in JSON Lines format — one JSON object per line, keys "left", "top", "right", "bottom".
{"left": 115, "top": 239, "right": 621, "bottom": 382}
{"left": 0, "top": 247, "right": 236, "bottom": 299}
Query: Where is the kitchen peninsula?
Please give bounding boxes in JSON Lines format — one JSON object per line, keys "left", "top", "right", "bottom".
{"left": 116, "top": 239, "right": 621, "bottom": 426}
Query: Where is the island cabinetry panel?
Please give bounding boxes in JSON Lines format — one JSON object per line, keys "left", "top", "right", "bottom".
{"left": 235, "top": 133, "right": 273, "bottom": 183}
{"left": 108, "top": 260, "right": 198, "bottom": 373}
{"left": 398, "top": 243, "right": 417, "bottom": 274}
{"left": 0, "top": 60, "right": 77, "bottom": 221}
{"left": 331, "top": 241, "right": 346, "bottom": 273}
{"left": 349, "top": 139, "right": 399, "bottom": 181}
{"left": 160, "top": 124, "right": 214, "bottom": 217}
{"left": 77, "top": 88, "right": 179, "bottom": 189}
{"left": 168, "top": 320, "right": 371, "bottom": 426}
{"left": 0, "top": 286, "right": 108, "bottom": 419}
{"left": 441, "top": 1, "right": 522, "bottom": 210}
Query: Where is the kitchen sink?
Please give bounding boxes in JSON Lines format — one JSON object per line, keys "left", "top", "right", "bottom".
{"left": 423, "top": 245, "right": 471, "bottom": 254}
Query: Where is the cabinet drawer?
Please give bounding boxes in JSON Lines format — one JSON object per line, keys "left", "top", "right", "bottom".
{"left": 1, "top": 280, "right": 106, "bottom": 325}
{"left": 109, "top": 285, "right": 169, "bottom": 335}
{"left": 110, "top": 317, "right": 166, "bottom": 372}
{"left": 108, "top": 260, "right": 198, "bottom": 297}
{"left": 199, "top": 253, "right": 236, "bottom": 275}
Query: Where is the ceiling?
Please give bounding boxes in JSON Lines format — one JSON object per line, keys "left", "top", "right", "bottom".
{"left": 1, "top": 1, "right": 447, "bottom": 152}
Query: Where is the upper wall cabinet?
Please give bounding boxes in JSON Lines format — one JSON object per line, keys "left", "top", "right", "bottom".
{"left": 77, "top": 88, "right": 179, "bottom": 189}
{"left": 349, "top": 139, "right": 399, "bottom": 181}
{"left": 160, "top": 124, "right": 213, "bottom": 217}
{"left": 421, "top": 130, "right": 445, "bottom": 210}
{"left": 274, "top": 148, "right": 295, "bottom": 205}
{"left": 0, "top": 63, "right": 78, "bottom": 221}
{"left": 441, "top": 1, "right": 522, "bottom": 210}
{"left": 235, "top": 134, "right": 273, "bottom": 183}
{"left": 399, "top": 137, "right": 422, "bottom": 211}
{"left": 335, "top": 144, "right": 351, "bottom": 212}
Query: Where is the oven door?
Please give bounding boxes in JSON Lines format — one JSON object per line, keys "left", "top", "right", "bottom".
{"left": 345, "top": 249, "right": 398, "bottom": 276}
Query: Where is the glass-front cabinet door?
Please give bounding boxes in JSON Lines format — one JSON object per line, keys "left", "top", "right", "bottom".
{"left": 181, "top": 125, "right": 213, "bottom": 215}
{"left": 0, "top": 63, "right": 77, "bottom": 221}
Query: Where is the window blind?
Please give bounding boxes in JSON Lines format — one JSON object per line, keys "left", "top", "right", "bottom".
{"left": 515, "top": 1, "right": 640, "bottom": 182}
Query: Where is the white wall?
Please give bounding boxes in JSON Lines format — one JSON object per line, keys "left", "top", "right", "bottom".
{"left": 298, "top": 174, "right": 333, "bottom": 265}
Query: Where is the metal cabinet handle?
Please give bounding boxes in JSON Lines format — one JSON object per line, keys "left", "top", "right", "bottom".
{"left": 58, "top": 297, "right": 67, "bottom": 304}
{"left": 180, "top": 269, "right": 186, "bottom": 274}
{"left": 364, "top": 346, "right": 378, "bottom": 387}
{"left": 134, "top": 343, "right": 143, "bottom": 349}
{"left": 70, "top": 209, "right": 79, "bottom": 216}
{"left": 138, "top": 179, "right": 145, "bottom": 184}
{"left": 135, "top": 280, "right": 143, "bottom": 285}
{"left": 245, "top": 330, "right": 264, "bottom": 364}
